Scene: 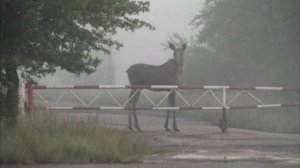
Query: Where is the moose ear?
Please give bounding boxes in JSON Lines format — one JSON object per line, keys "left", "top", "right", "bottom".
{"left": 182, "top": 43, "right": 187, "bottom": 51}
{"left": 169, "top": 42, "right": 176, "bottom": 50}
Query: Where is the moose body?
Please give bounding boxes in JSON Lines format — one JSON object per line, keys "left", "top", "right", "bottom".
{"left": 127, "top": 60, "right": 178, "bottom": 86}
{"left": 126, "top": 43, "right": 186, "bottom": 131}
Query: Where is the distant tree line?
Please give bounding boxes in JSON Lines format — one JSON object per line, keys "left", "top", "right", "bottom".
{"left": 184, "top": 0, "right": 299, "bottom": 87}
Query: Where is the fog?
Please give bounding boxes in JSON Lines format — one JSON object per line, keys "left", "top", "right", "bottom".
{"left": 38, "top": 0, "right": 299, "bottom": 87}
{"left": 39, "top": 0, "right": 203, "bottom": 85}
{"left": 24, "top": 0, "right": 300, "bottom": 135}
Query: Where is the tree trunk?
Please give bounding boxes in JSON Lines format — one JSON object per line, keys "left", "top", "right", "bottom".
{"left": 0, "top": 62, "right": 4, "bottom": 121}
{"left": 4, "top": 64, "right": 19, "bottom": 128}
{"left": 0, "top": 84, "right": 5, "bottom": 121}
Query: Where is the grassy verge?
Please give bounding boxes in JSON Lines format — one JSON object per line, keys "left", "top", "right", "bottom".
{"left": 183, "top": 107, "right": 300, "bottom": 134}
{"left": 0, "top": 112, "right": 159, "bottom": 164}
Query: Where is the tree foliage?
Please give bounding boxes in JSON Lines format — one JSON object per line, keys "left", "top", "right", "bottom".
{"left": 1, "top": 0, "right": 153, "bottom": 77}
{"left": 0, "top": 0, "right": 154, "bottom": 126}
{"left": 186, "top": 0, "right": 299, "bottom": 86}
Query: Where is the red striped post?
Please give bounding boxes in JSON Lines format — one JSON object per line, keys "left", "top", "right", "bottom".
{"left": 30, "top": 85, "right": 300, "bottom": 112}
{"left": 27, "top": 84, "right": 35, "bottom": 112}
{"left": 41, "top": 104, "right": 300, "bottom": 111}
{"left": 31, "top": 84, "right": 300, "bottom": 91}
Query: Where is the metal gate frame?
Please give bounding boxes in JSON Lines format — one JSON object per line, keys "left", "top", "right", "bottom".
{"left": 27, "top": 84, "right": 300, "bottom": 132}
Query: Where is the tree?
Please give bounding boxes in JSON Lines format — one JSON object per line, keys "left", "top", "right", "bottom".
{"left": 186, "top": 0, "right": 299, "bottom": 86}
{"left": 0, "top": 0, "right": 154, "bottom": 127}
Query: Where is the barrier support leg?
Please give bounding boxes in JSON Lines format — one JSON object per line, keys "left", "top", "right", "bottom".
{"left": 219, "top": 86, "right": 228, "bottom": 133}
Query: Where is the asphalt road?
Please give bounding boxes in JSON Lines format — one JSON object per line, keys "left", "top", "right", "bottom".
{"left": 1, "top": 110, "right": 299, "bottom": 168}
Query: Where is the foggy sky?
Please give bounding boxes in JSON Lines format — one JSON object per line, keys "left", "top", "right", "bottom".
{"left": 39, "top": 0, "right": 203, "bottom": 85}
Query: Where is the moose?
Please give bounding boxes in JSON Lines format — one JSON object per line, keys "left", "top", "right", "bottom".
{"left": 126, "top": 42, "right": 187, "bottom": 132}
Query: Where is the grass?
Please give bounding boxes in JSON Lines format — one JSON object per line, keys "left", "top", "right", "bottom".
{"left": 183, "top": 107, "right": 300, "bottom": 134}
{"left": 0, "top": 112, "right": 159, "bottom": 164}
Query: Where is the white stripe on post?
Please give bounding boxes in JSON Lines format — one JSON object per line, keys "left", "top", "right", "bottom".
{"left": 202, "top": 106, "right": 223, "bottom": 110}
{"left": 153, "top": 107, "right": 180, "bottom": 110}
{"left": 204, "top": 86, "right": 230, "bottom": 89}
{"left": 98, "top": 85, "right": 126, "bottom": 89}
{"left": 254, "top": 87, "right": 283, "bottom": 90}
{"left": 150, "top": 85, "right": 178, "bottom": 89}
{"left": 46, "top": 85, "right": 75, "bottom": 89}
{"left": 257, "top": 104, "right": 282, "bottom": 108}
{"left": 47, "top": 107, "right": 73, "bottom": 110}
{"left": 100, "top": 107, "right": 124, "bottom": 110}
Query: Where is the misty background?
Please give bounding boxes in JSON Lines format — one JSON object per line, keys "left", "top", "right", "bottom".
{"left": 39, "top": 0, "right": 203, "bottom": 85}
{"left": 31, "top": 0, "right": 300, "bottom": 133}
{"left": 38, "top": 0, "right": 299, "bottom": 88}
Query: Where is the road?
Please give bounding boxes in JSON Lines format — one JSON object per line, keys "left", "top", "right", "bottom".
{"left": 2, "top": 110, "right": 299, "bottom": 168}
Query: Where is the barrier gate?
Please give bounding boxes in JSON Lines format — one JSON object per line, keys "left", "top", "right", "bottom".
{"left": 27, "top": 84, "right": 300, "bottom": 132}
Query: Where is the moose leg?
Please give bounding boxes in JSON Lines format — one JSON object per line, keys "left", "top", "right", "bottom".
{"left": 172, "top": 111, "right": 180, "bottom": 132}
{"left": 164, "top": 110, "right": 171, "bottom": 131}
{"left": 128, "top": 111, "right": 132, "bottom": 130}
{"left": 128, "top": 89, "right": 138, "bottom": 131}
{"left": 169, "top": 90, "right": 180, "bottom": 132}
{"left": 164, "top": 90, "right": 173, "bottom": 131}
{"left": 129, "top": 89, "right": 142, "bottom": 132}
{"left": 132, "top": 107, "right": 142, "bottom": 132}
